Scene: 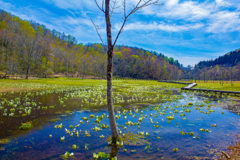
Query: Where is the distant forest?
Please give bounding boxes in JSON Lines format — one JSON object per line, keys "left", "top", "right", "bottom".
{"left": 1, "top": 10, "right": 240, "bottom": 80}
{"left": 190, "top": 49, "right": 240, "bottom": 81}
{"left": 0, "top": 10, "right": 183, "bottom": 80}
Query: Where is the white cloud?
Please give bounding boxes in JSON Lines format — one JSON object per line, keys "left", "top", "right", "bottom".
{"left": 42, "top": 0, "right": 96, "bottom": 10}
{"left": 0, "top": 0, "right": 12, "bottom": 9}
{"left": 115, "top": 22, "right": 203, "bottom": 32}
{"left": 39, "top": 0, "right": 240, "bottom": 34}
{"left": 166, "top": 0, "right": 179, "bottom": 7}
{"left": 148, "top": 0, "right": 240, "bottom": 33}
{"left": 215, "top": 0, "right": 230, "bottom": 6}
{"left": 157, "top": 1, "right": 213, "bottom": 21}
{"left": 63, "top": 16, "right": 92, "bottom": 26}
{"left": 40, "top": 0, "right": 240, "bottom": 34}
{"left": 207, "top": 11, "right": 240, "bottom": 33}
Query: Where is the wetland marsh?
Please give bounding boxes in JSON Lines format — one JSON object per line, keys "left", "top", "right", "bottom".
{"left": 0, "top": 79, "right": 239, "bottom": 160}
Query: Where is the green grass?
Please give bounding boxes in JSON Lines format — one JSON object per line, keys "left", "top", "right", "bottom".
{"left": 0, "top": 78, "right": 186, "bottom": 120}
{"left": 0, "top": 78, "right": 184, "bottom": 93}
{"left": 183, "top": 80, "right": 240, "bottom": 91}
{"left": 1, "top": 78, "right": 239, "bottom": 93}
{"left": 0, "top": 78, "right": 104, "bottom": 92}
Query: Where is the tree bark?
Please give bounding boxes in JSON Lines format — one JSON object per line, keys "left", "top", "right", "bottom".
{"left": 25, "top": 48, "right": 32, "bottom": 79}
{"left": 105, "top": 0, "right": 119, "bottom": 143}
{"left": 110, "top": 143, "right": 119, "bottom": 159}
{"left": 25, "top": 62, "right": 30, "bottom": 79}
{"left": 230, "top": 67, "right": 233, "bottom": 86}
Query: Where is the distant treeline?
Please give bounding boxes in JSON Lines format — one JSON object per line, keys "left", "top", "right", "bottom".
{"left": 0, "top": 10, "right": 183, "bottom": 80}
{"left": 187, "top": 49, "right": 240, "bottom": 81}
{"left": 1, "top": 9, "right": 240, "bottom": 81}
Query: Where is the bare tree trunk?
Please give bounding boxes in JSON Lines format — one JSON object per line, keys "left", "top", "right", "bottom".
{"left": 44, "top": 55, "right": 48, "bottom": 78}
{"left": 25, "top": 51, "right": 32, "bottom": 79}
{"left": 94, "top": 0, "right": 158, "bottom": 144}
{"left": 25, "top": 63, "right": 29, "bottom": 79}
{"left": 110, "top": 143, "right": 119, "bottom": 159}
{"left": 204, "top": 70, "right": 206, "bottom": 82}
{"left": 230, "top": 67, "right": 233, "bottom": 86}
{"left": 67, "top": 57, "right": 69, "bottom": 77}
{"left": 105, "top": 0, "right": 119, "bottom": 143}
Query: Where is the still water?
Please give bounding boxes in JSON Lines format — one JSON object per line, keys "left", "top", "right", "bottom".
{"left": 0, "top": 93, "right": 239, "bottom": 160}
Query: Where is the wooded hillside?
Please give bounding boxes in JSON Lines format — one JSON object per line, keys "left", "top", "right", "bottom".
{"left": 192, "top": 49, "right": 240, "bottom": 81}
{"left": 0, "top": 10, "right": 183, "bottom": 80}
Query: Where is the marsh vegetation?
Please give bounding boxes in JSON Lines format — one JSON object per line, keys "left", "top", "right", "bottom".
{"left": 0, "top": 79, "right": 239, "bottom": 159}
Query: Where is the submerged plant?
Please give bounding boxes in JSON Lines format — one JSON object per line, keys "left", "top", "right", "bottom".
{"left": 60, "top": 136, "right": 65, "bottom": 142}
{"left": 93, "top": 152, "right": 110, "bottom": 160}
{"left": 19, "top": 122, "right": 33, "bottom": 130}
{"left": 85, "top": 130, "right": 91, "bottom": 137}
{"left": 173, "top": 148, "right": 179, "bottom": 152}
{"left": 99, "top": 135, "right": 105, "bottom": 138}
{"left": 211, "top": 124, "right": 217, "bottom": 127}
{"left": 167, "top": 116, "right": 174, "bottom": 120}
{"left": 200, "top": 128, "right": 205, "bottom": 132}
{"left": 72, "top": 144, "right": 77, "bottom": 150}
{"left": 85, "top": 144, "right": 89, "bottom": 150}
{"left": 62, "top": 152, "right": 74, "bottom": 159}
{"left": 90, "top": 114, "right": 95, "bottom": 118}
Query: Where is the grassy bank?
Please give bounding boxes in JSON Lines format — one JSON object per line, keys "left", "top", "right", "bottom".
{"left": 0, "top": 78, "right": 184, "bottom": 93}
{"left": 1, "top": 78, "right": 240, "bottom": 93}
{"left": 183, "top": 80, "right": 240, "bottom": 91}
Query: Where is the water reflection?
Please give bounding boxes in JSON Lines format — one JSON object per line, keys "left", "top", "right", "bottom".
{"left": 0, "top": 93, "right": 239, "bottom": 160}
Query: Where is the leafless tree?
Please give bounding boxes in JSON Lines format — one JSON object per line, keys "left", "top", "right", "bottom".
{"left": 93, "top": 0, "right": 159, "bottom": 143}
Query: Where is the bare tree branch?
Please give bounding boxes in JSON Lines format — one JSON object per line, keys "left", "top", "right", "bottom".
{"left": 93, "top": 0, "right": 160, "bottom": 48}
{"left": 110, "top": 0, "right": 119, "bottom": 18}
{"left": 90, "top": 18, "right": 105, "bottom": 46}
{"left": 112, "top": 18, "right": 127, "bottom": 48}
{"left": 112, "top": 0, "right": 159, "bottom": 48}
{"left": 102, "top": 0, "right": 104, "bottom": 11}
{"left": 123, "top": 0, "right": 126, "bottom": 18}
{"left": 94, "top": 0, "right": 105, "bottom": 13}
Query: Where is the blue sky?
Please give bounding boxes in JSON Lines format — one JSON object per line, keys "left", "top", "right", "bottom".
{"left": 0, "top": 0, "right": 240, "bottom": 66}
